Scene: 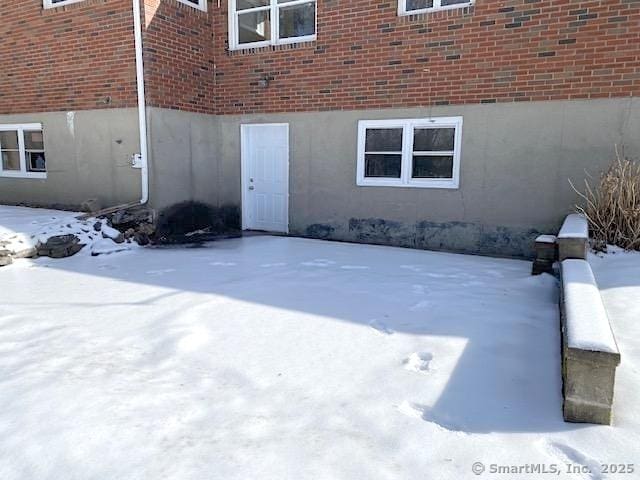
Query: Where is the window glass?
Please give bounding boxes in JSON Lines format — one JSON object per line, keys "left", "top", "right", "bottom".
{"left": 0, "top": 131, "right": 19, "bottom": 150}
{"left": 238, "top": 10, "right": 271, "bottom": 43}
{"left": 412, "top": 155, "right": 454, "bottom": 179}
{"left": 365, "top": 154, "right": 403, "bottom": 178}
{"left": 279, "top": 2, "right": 315, "bottom": 39}
{"left": 1, "top": 152, "right": 20, "bottom": 171}
{"left": 413, "top": 128, "right": 455, "bottom": 151}
{"left": 365, "top": 128, "right": 403, "bottom": 152}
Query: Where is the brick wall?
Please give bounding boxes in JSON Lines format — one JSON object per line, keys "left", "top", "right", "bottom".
{"left": 2, "top": 0, "right": 638, "bottom": 116}
{"left": 142, "top": 0, "right": 216, "bottom": 113}
{"left": 212, "top": 0, "right": 640, "bottom": 114}
{"left": 0, "top": 0, "right": 138, "bottom": 114}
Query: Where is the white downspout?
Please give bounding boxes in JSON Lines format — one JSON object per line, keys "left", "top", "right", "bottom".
{"left": 132, "top": 0, "right": 149, "bottom": 205}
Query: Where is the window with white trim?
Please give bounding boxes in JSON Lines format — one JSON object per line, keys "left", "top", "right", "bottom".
{"left": 43, "top": 0, "right": 86, "bottom": 8}
{"left": 0, "top": 124, "right": 47, "bottom": 179}
{"left": 229, "top": 0, "right": 317, "bottom": 50}
{"left": 177, "top": 0, "right": 207, "bottom": 11}
{"left": 399, "top": 0, "right": 473, "bottom": 16}
{"left": 357, "top": 117, "right": 462, "bottom": 189}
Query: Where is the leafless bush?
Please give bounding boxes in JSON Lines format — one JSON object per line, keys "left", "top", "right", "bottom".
{"left": 570, "top": 148, "right": 640, "bottom": 251}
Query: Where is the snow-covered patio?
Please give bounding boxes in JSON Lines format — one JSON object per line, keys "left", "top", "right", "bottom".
{"left": 1, "top": 208, "right": 639, "bottom": 479}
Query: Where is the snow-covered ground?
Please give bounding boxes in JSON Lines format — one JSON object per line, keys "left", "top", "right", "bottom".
{"left": 0, "top": 205, "right": 136, "bottom": 256}
{"left": 1, "top": 208, "right": 639, "bottom": 479}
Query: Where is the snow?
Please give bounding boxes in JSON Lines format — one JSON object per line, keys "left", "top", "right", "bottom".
{"left": 0, "top": 206, "right": 81, "bottom": 253}
{"left": 1, "top": 207, "right": 640, "bottom": 479}
{"left": 561, "top": 259, "right": 619, "bottom": 354}
{"left": 536, "top": 234, "right": 557, "bottom": 244}
{"left": 0, "top": 205, "right": 136, "bottom": 257}
{"left": 558, "top": 213, "right": 589, "bottom": 239}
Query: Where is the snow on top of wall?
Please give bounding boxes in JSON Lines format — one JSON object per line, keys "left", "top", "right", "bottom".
{"left": 562, "top": 259, "right": 619, "bottom": 354}
{"left": 558, "top": 214, "right": 589, "bottom": 239}
{"left": 536, "top": 234, "right": 557, "bottom": 244}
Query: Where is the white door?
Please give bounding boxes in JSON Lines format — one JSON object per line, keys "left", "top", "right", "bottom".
{"left": 241, "top": 124, "right": 289, "bottom": 233}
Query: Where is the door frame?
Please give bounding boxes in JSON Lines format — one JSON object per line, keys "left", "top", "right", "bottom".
{"left": 240, "top": 123, "right": 290, "bottom": 232}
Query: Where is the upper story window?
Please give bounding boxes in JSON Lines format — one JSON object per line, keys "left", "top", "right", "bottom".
{"left": 399, "top": 0, "right": 473, "bottom": 15}
{"left": 177, "top": 0, "right": 207, "bottom": 11}
{"left": 229, "top": 0, "right": 317, "bottom": 50}
{"left": 0, "top": 124, "right": 47, "bottom": 179}
{"left": 357, "top": 118, "right": 462, "bottom": 189}
{"left": 43, "top": 0, "right": 85, "bottom": 8}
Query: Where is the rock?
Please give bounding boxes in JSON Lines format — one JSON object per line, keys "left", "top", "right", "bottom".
{"left": 124, "top": 228, "right": 136, "bottom": 239}
{"left": 93, "top": 221, "right": 102, "bottom": 232}
{"left": 133, "top": 232, "right": 150, "bottom": 246}
{"left": 110, "top": 207, "right": 154, "bottom": 227}
{"left": 37, "top": 234, "right": 84, "bottom": 259}
{"left": 101, "top": 224, "right": 125, "bottom": 243}
{"left": 0, "top": 250, "right": 13, "bottom": 267}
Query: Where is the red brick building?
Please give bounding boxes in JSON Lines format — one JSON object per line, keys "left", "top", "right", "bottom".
{"left": 1, "top": 0, "right": 639, "bottom": 256}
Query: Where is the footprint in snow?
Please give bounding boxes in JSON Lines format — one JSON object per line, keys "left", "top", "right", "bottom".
{"left": 340, "top": 265, "right": 370, "bottom": 270}
{"left": 541, "top": 441, "right": 604, "bottom": 480}
{"left": 369, "top": 319, "right": 394, "bottom": 335}
{"left": 209, "top": 262, "right": 237, "bottom": 267}
{"left": 403, "top": 352, "right": 433, "bottom": 373}
{"left": 411, "top": 284, "right": 429, "bottom": 295}
{"left": 260, "top": 262, "right": 287, "bottom": 268}
{"left": 301, "top": 259, "right": 336, "bottom": 267}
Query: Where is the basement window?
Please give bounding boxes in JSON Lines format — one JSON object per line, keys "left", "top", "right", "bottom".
{"left": 43, "top": 0, "right": 86, "bottom": 8}
{"left": 399, "top": 0, "right": 473, "bottom": 15}
{"left": 229, "top": 0, "right": 317, "bottom": 50}
{"left": 0, "top": 124, "right": 47, "bottom": 179}
{"left": 357, "top": 117, "right": 462, "bottom": 189}
{"left": 177, "top": 0, "right": 207, "bottom": 11}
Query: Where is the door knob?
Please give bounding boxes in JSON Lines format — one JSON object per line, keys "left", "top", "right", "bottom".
{"left": 249, "top": 186, "right": 255, "bottom": 190}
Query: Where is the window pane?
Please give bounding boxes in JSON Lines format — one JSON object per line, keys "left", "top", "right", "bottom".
{"left": 365, "top": 154, "right": 402, "bottom": 178}
{"left": 279, "top": 1, "right": 315, "bottom": 39}
{"left": 27, "top": 152, "right": 46, "bottom": 172}
{"left": 1, "top": 151, "right": 20, "bottom": 171}
{"left": 441, "top": 0, "right": 470, "bottom": 5}
{"left": 413, "top": 128, "right": 455, "bottom": 151}
{"left": 412, "top": 155, "right": 454, "bottom": 179}
{"left": 0, "top": 130, "right": 19, "bottom": 150}
{"left": 24, "top": 131, "right": 44, "bottom": 150}
{"left": 237, "top": 0, "right": 269, "bottom": 10}
{"left": 238, "top": 10, "right": 271, "bottom": 44}
{"left": 365, "top": 128, "right": 403, "bottom": 152}
{"left": 406, "top": 0, "right": 434, "bottom": 11}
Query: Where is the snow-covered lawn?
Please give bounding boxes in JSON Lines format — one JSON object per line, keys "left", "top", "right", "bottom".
{"left": 1, "top": 209, "right": 639, "bottom": 479}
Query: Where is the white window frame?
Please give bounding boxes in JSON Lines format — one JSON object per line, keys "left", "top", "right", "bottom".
{"left": 357, "top": 117, "right": 462, "bottom": 189}
{"left": 228, "top": 0, "right": 317, "bottom": 51}
{"left": 177, "top": 0, "right": 207, "bottom": 11}
{"left": 43, "top": 0, "right": 85, "bottom": 9}
{"left": 0, "top": 124, "right": 47, "bottom": 180}
{"left": 398, "top": 0, "right": 474, "bottom": 16}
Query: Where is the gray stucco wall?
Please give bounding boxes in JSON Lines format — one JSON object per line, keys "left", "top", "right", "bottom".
{"left": 212, "top": 97, "right": 639, "bottom": 257}
{"left": 0, "top": 108, "right": 142, "bottom": 209}
{"left": 2, "top": 98, "right": 638, "bottom": 257}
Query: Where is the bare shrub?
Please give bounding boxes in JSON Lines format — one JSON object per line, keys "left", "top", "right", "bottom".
{"left": 570, "top": 148, "right": 640, "bottom": 251}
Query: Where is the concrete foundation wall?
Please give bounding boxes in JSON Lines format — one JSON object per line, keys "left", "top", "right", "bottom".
{"left": 0, "top": 109, "right": 141, "bottom": 209}
{"left": 213, "top": 97, "right": 640, "bottom": 257}
{"left": 3, "top": 98, "right": 638, "bottom": 257}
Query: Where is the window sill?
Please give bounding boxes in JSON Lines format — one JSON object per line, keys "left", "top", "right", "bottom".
{"left": 228, "top": 37, "right": 317, "bottom": 55}
{"left": 357, "top": 179, "right": 459, "bottom": 190}
{"left": 0, "top": 172, "right": 47, "bottom": 180}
